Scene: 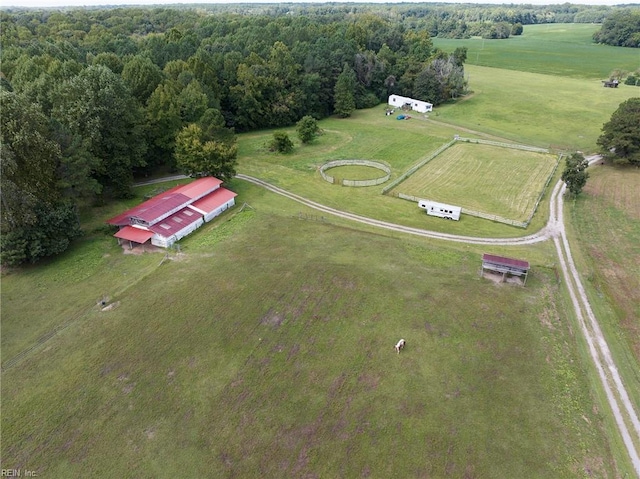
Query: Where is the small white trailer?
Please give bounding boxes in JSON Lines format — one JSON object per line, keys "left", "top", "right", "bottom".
{"left": 418, "top": 200, "right": 461, "bottom": 221}
{"left": 388, "top": 95, "right": 433, "bottom": 113}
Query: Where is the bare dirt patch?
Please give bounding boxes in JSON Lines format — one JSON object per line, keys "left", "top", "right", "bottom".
{"left": 261, "top": 308, "right": 285, "bottom": 328}
{"left": 481, "top": 271, "right": 524, "bottom": 286}
{"left": 357, "top": 373, "right": 379, "bottom": 391}
{"left": 122, "top": 244, "right": 164, "bottom": 255}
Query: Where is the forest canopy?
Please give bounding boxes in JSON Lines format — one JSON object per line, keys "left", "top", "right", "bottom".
{"left": 592, "top": 9, "right": 640, "bottom": 48}
{"left": 0, "top": 3, "right": 633, "bottom": 265}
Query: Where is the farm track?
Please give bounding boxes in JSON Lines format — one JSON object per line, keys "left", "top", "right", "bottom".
{"left": 237, "top": 165, "right": 640, "bottom": 477}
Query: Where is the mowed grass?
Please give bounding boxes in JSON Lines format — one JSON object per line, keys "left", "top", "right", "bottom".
{"left": 1, "top": 184, "right": 620, "bottom": 477}
{"left": 393, "top": 142, "right": 558, "bottom": 222}
{"left": 237, "top": 109, "right": 538, "bottom": 238}
{"left": 433, "top": 23, "right": 640, "bottom": 79}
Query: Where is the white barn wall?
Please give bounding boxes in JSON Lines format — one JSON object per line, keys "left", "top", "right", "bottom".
{"left": 152, "top": 217, "right": 204, "bottom": 248}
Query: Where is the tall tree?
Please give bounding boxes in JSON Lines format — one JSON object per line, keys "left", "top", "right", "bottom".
{"left": 593, "top": 10, "right": 640, "bottom": 48}
{"left": 0, "top": 90, "right": 58, "bottom": 230}
{"left": 597, "top": 97, "right": 640, "bottom": 166}
{"left": 414, "top": 56, "right": 466, "bottom": 105}
{"left": 174, "top": 123, "right": 237, "bottom": 181}
{"left": 561, "top": 152, "right": 590, "bottom": 196}
{"left": 52, "top": 65, "right": 146, "bottom": 198}
{"left": 0, "top": 90, "right": 82, "bottom": 266}
{"left": 334, "top": 63, "right": 357, "bottom": 118}
{"left": 178, "top": 80, "right": 209, "bottom": 123}
{"left": 144, "top": 80, "right": 182, "bottom": 169}
{"left": 121, "top": 55, "right": 164, "bottom": 105}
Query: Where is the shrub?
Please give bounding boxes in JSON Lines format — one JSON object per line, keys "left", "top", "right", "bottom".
{"left": 269, "top": 132, "right": 294, "bottom": 153}
{"left": 296, "top": 116, "right": 321, "bottom": 144}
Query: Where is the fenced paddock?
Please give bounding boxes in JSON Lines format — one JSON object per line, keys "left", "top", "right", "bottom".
{"left": 390, "top": 139, "right": 559, "bottom": 225}
{"left": 320, "top": 159, "right": 391, "bottom": 187}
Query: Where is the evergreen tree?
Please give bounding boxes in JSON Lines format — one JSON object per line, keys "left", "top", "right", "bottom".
{"left": 334, "top": 64, "right": 357, "bottom": 118}
{"left": 597, "top": 97, "right": 640, "bottom": 166}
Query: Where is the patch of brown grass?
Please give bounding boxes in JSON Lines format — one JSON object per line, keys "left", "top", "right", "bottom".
{"left": 578, "top": 164, "right": 640, "bottom": 362}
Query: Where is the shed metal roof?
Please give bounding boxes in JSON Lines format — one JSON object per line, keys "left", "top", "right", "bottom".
{"left": 107, "top": 192, "right": 191, "bottom": 226}
{"left": 176, "top": 176, "right": 223, "bottom": 200}
{"left": 114, "top": 226, "right": 154, "bottom": 244}
{"left": 190, "top": 187, "right": 237, "bottom": 214}
{"left": 131, "top": 193, "right": 191, "bottom": 223}
{"left": 482, "top": 254, "right": 530, "bottom": 271}
{"left": 107, "top": 177, "right": 226, "bottom": 228}
{"left": 148, "top": 207, "right": 203, "bottom": 237}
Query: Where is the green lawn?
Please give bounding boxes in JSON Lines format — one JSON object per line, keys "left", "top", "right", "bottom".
{"left": 324, "top": 164, "right": 385, "bottom": 181}
{"left": 433, "top": 64, "right": 638, "bottom": 153}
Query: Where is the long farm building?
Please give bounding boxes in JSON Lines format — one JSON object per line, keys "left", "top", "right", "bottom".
{"left": 108, "top": 177, "right": 237, "bottom": 249}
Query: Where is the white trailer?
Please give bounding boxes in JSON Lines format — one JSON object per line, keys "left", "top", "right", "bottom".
{"left": 388, "top": 95, "right": 433, "bottom": 113}
{"left": 418, "top": 200, "right": 461, "bottom": 221}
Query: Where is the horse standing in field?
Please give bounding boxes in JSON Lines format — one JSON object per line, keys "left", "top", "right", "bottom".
{"left": 395, "top": 339, "right": 406, "bottom": 354}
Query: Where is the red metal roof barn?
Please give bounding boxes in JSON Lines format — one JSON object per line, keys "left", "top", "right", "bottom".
{"left": 107, "top": 177, "right": 237, "bottom": 249}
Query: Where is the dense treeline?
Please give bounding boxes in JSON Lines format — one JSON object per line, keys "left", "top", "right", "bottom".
{"left": 592, "top": 9, "right": 640, "bottom": 48}
{"left": 0, "top": 3, "right": 631, "bottom": 265}
{"left": 0, "top": 6, "right": 470, "bottom": 265}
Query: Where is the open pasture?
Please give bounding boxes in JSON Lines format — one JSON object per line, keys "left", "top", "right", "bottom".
{"left": 391, "top": 142, "right": 558, "bottom": 223}
{"left": 434, "top": 64, "right": 638, "bottom": 153}
{"left": 4, "top": 23, "right": 639, "bottom": 475}
{"left": 1, "top": 185, "right": 619, "bottom": 477}
{"left": 433, "top": 23, "right": 640, "bottom": 80}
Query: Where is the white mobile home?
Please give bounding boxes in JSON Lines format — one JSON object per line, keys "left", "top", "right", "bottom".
{"left": 388, "top": 95, "right": 433, "bottom": 113}
{"left": 418, "top": 200, "right": 461, "bottom": 221}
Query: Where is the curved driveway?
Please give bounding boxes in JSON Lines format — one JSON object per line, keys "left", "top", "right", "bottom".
{"left": 237, "top": 168, "right": 640, "bottom": 476}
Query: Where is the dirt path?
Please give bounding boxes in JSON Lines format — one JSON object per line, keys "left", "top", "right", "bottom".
{"left": 549, "top": 165, "right": 640, "bottom": 475}
{"left": 237, "top": 167, "right": 640, "bottom": 476}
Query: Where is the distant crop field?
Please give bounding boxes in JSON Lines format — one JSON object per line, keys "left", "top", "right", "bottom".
{"left": 392, "top": 142, "right": 558, "bottom": 222}
{"left": 433, "top": 23, "right": 640, "bottom": 79}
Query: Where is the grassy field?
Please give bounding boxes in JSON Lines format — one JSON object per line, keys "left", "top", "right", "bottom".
{"left": 391, "top": 142, "right": 558, "bottom": 222}
{"left": 433, "top": 65, "right": 639, "bottom": 153}
{"left": 433, "top": 23, "right": 640, "bottom": 79}
{"left": 236, "top": 109, "right": 542, "bottom": 238}
{"left": 1, "top": 181, "right": 622, "bottom": 477}
{"left": 566, "top": 165, "right": 640, "bottom": 404}
{"left": 2, "top": 23, "right": 639, "bottom": 478}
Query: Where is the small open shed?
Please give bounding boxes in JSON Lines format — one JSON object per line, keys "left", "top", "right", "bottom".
{"left": 481, "top": 253, "right": 530, "bottom": 285}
